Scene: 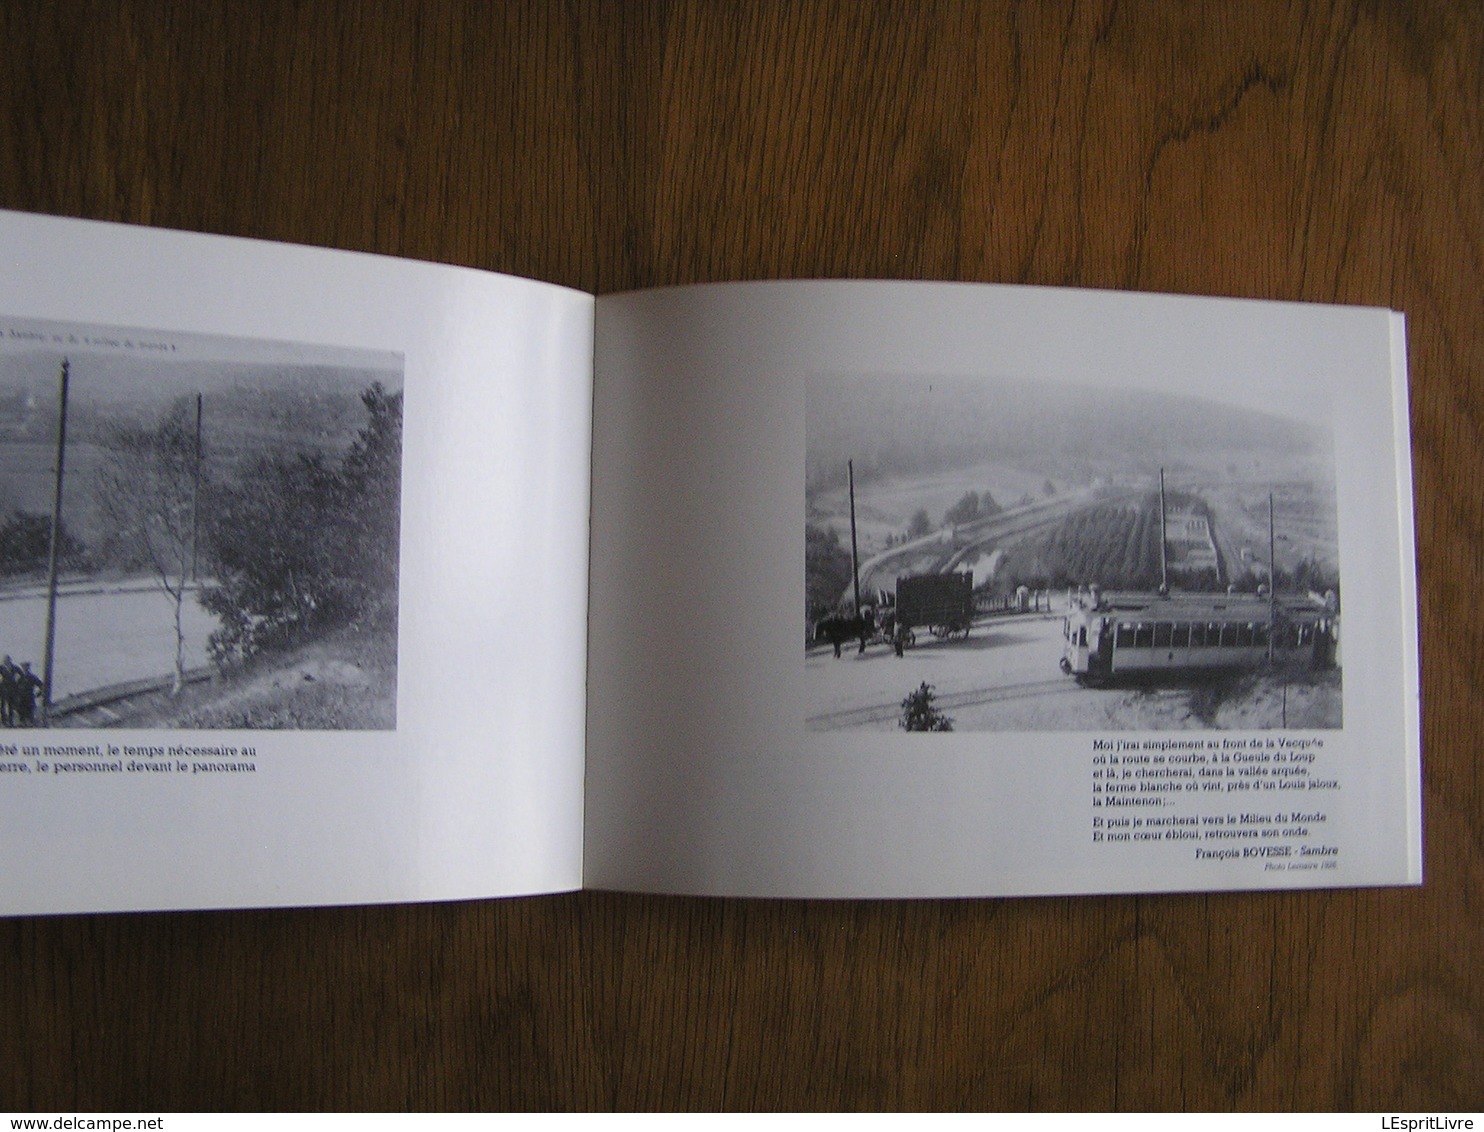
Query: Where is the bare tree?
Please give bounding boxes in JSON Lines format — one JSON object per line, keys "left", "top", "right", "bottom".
{"left": 94, "top": 397, "right": 202, "bottom": 694}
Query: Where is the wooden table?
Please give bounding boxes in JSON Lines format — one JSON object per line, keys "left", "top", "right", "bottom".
{"left": 0, "top": 1, "right": 1479, "bottom": 1111}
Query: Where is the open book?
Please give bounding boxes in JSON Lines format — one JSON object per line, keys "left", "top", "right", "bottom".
{"left": 0, "top": 210, "right": 1420, "bottom": 913}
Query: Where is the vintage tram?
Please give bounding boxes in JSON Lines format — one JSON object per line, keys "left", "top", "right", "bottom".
{"left": 1059, "top": 588, "right": 1338, "bottom": 685}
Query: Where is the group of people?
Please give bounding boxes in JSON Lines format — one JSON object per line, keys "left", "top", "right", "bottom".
{"left": 0, "top": 656, "right": 43, "bottom": 727}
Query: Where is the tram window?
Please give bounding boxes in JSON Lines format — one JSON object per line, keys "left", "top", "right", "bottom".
{"left": 1134, "top": 623, "right": 1154, "bottom": 649}
{"left": 1172, "top": 623, "right": 1191, "bottom": 647}
{"left": 1218, "top": 623, "right": 1237, "bottom": 647}
{"left": 1079, "top": 625, "right": 1087, "bottom": 647}
{"left": 1255, "top": 623, "right": 1270, "bottom": 646}
{"left": 1153, "top": 623, "right": 1173, "bottom": 648}
{"left": 1116, "top": 623, "right": 1136, "bottom": 648}
{"left": 1189, "top": 623, "right": 1207, "bottom": 647}
{"left": 1236, "top": 624, "right": 1255, "bottom": 647}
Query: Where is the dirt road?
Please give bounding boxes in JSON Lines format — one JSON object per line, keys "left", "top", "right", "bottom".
{"left": 0, "top": 584, "right": 215, "bottom": 700}
{"left": 805, "top": 610, "right": 1340, "bottom": 732}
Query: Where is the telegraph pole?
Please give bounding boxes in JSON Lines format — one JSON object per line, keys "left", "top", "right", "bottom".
{"left": 1158, "top": 468, "right": 1168, "bottom": 595}
{"left": 1271, "top": 492, "right": 1283, "bottom": 713}
{"left": 190, "top": 391, "right": 202, "bottom": 582}
{"left": 847, "top": 459, "right": 861, "bottom": 615}
{"left": 40, "top": 358, "right": 70, "bottom": 726}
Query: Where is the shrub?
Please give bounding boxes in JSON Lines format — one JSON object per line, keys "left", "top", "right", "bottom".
{"left": 901, "top": 682, "right": 953, "bottom": 731}
{"left": 202, "top": 383, "right": 402, "bottom": 666}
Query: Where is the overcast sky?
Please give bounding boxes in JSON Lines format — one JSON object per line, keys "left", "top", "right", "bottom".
{"left": 0, "top": 314, "right": 401, "bottom": 401}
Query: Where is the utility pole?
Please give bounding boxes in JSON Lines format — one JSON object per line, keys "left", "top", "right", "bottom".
{"left": 847, "top": 459, "right": 861, "bottom": 615}
{"left": 1157, "top": 468, "right": 1168, "bottom": 595}
{"left": 40, "top": 358, "right": 70, "bottom": 727}
{"left": 1268, "top": 492, "right": 1277, "bottom": 664}
{"left": 190, "top": 392, "right": 202, "bottom": 582}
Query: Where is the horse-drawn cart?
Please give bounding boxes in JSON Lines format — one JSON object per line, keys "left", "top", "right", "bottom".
{"left": 894, "top": 571, "right": 974, "bottom": 652}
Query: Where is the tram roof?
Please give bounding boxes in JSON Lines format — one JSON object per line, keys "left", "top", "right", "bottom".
{"left": 1090, "top": 591, "right": 1332, "bottom": 619}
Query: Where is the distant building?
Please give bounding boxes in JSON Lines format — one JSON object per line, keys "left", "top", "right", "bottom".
{"left": 1164, "top": 508, "right": 1219, "bottom": 573}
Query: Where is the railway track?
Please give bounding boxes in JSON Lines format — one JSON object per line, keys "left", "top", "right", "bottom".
{"left": 47, "top": 668, "right": 213, "bottom": 727}
{"left": 806, "top": 676, "right": 1073, "bottom": 730}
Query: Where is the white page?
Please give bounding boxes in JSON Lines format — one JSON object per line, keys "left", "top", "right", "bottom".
{"left": 586, "top": 281, "right": 1421, "bottom": 898}
{"left": 0, "top": 212, "right": 594, "bottom": 913}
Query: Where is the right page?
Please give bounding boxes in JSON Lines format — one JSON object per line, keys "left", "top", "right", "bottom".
{"left": 586, "top": 281, "right": 1420, "bottom": 899}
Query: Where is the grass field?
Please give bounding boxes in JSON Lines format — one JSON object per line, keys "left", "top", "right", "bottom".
{"left": 808, "top": 459, "right": 1069, "bottom": 558}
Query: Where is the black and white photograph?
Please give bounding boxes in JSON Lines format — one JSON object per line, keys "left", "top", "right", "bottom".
{"left": 0, "top": 315, "right": 403, "bottom": 730}
{"left": 805, "top": 372, "right": 1341, "bottom": 733}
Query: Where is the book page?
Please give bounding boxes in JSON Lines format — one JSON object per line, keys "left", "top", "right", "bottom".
{"left": 586, "top": 281, "right": 1420, "bottom": 898}
{"left": 0, "top": 212, "right": 594, "bottom": 913}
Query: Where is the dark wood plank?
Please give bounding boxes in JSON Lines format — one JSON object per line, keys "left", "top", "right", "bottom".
{"left": 0, "top": 0, "right": 1479, "bottom": 1111}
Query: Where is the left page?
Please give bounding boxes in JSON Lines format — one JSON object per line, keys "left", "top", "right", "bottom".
{"left": 0, "top": 211, "right": 595, "bottom": 913}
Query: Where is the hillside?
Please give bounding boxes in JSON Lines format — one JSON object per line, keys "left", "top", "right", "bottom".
{"left": 806, "top": 372, "right": 1327, "bottom": 497}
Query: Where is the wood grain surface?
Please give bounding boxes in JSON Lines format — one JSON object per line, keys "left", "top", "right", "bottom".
{"left": 0, "top": 0, "right": 1479, "bottom": 1111}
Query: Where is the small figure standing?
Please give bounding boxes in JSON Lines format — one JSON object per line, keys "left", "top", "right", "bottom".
{"left": 14, "top": 662, "right": 42, "bottom": 727}
{"left": 0, "top": 656, "right": 16, "bottom": 727}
